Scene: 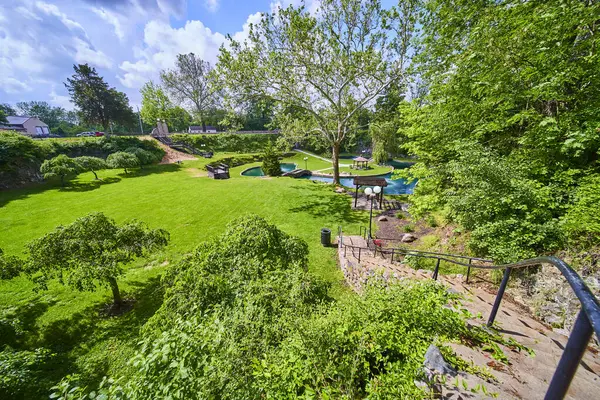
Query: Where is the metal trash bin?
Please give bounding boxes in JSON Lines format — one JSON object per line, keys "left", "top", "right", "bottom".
{"left": 321, "top": 228, "right": 331, "bottom": 247}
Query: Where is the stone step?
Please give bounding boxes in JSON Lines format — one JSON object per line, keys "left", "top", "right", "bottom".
{"left": 337, "top": 240, "right": 600, "bottom": 399}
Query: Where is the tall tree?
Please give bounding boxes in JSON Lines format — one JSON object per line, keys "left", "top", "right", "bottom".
{"left": 160, "top": 54, "right": 220, "bottom": 130}
{"left": 140, "top": 81, "right": 192, "bottom": 132}
{"left": 65, "top": 64, "right": 135, "bottom": 132}
{"left": 218, "top": 0, "right": 418, "bottom": 183}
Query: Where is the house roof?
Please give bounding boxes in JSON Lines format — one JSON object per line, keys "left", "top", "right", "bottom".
{"left": 6, "top": 116, "right": 30, "bottom": 125}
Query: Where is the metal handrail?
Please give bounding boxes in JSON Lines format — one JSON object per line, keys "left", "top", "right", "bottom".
{"left": 337, "top": 225, "right": 600, "bottom": 400}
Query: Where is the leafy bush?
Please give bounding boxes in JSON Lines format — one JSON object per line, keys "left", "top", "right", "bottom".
{"left": 0, "top": 248, "right": 21, "bottom": 280}
{"left": 40, "top": 154, "right": 80, "bottom": 186}
{"left": 261, "top": 141, "right": 282, "bottom": 176}
{"left": 171, "top": 133, "right": 278, "bottom": 153}
{"left": 124, "top": 147, "right": 160, "bottom": 168}
{"left": 54, "top": 215, "right": 511, "bottom": 399}
{"left": 74, "top": 156, "right": 106, "bottom": 180}
{"left": 0, "top": 347, "right": 55, "bottom": 398}
{"left": 107, "top": 152, "right": 139, "bottom": 174}
{"left": 562, "top": 174, "right": 600, "bottom": 247}
{"left": 0, "top": 132, "right": 164, "bottom": 188}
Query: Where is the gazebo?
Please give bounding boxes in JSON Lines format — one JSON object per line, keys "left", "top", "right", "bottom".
{"left": 353, "top": 176, "right": 387, "bottom": 207}
{"left": 352, "top": 156, "right": 369, "bottom": 169}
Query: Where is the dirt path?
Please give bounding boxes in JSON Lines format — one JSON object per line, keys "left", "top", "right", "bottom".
{"left": 140, "top": 136, "right": 197, "bottom": 164}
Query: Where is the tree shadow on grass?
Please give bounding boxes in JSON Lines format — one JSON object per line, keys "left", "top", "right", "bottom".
{"left": 0, "top": 296, "right": 58, "bottom": 348}
{"left": 6, "top": 276, "right": 165, "bottom": 399}
{"left": 0, "top": 163, "right": 184, "bottom": 208}
{"left": 115, "top": 163, "right": 183, "bottom": 179}
{"left": 59, "top": 177, "right": 122, "bottom": 193}
{"left": 287, "top": 183, "right": 366, "bottom": 224}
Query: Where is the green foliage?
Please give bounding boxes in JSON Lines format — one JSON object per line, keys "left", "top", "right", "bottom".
{"left": 25, "top": 212, "right": 169, "bottom": 305}
{"left": 171, "top": 133, "right": 277, "bottom": 153}
{"left": 403, "top": 0, "right": 600, "bottom": 260}
{"left": 261, "top": 141, "right": 282, "bottom": 176}
{"left": 65, "top": 64, "right": 136, "bottom": 131}
{"left": 140, "top": 81, "right": 192, "bottom": 132}
{"left": 124, "top": 147, "right": 160, "bottom": 168}
{"left": 107, "top": 152, "right": 140, "bottom": 174}
{"left": 205, "top": 154, "right": 262, "bottom": 170}
{"left": 16, "top": 101, "right": 70, "bottom": 130}
{"left": 74, "top": 156, "right": 106, "bottom": 180}
{"left": 40, "top": 155, "right": 80, "bottom": 187}
{"left": 562, "top": 174, "right": 600, "bottom": 247}
{"left": 50, "top": 375, "right": 125, "bottom": 400}
{"left": 0, "top": 347, "right": 55, "bottom": 398}
{"left": 160, "top": 54, "right": 219, "bottom": 123}
{"left": 402, "top": 224, "right": 415, "bottom": 233}
{"left": 218, "top": 0, "right": 418, "bottom": 183}
{"left": 371, "top": 122, "right": 397, "bottom": 164}
{"left": 0, "top": 248, "right": 21, "bottom": 280}
{"left": 44, "top": 216, "right": 508, "bottom": 399}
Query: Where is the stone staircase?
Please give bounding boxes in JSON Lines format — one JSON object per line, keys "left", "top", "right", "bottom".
{"left": 338, "top": 235, "right": 600, "bottom": 399}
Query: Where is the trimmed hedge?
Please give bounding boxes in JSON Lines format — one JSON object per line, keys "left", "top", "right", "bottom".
{"left": 0, "top": 132, "right": 164, "bottom": 189}
{"left": 171, "top": 133, "right": 279, "bottom": 153}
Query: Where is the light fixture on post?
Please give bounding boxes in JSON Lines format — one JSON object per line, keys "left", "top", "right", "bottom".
{"left": 303, "top": 156, "right": 308, "bottom": 170}
{"left": 365, "top": 186, "right": 381, "bottom": 239}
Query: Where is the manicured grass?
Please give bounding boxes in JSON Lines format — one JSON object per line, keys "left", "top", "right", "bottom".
{"left": 0, "top": 154, "right": 369, "bottom": 397}
{"left": 282, "top": 151, "right": 393, "bottom": 176}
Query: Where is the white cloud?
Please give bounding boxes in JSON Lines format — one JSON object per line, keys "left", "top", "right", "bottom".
{"left": 231, "top": 12, "right": 262, "bottom": 44}
{"left": 92, "top": 7, "right": 124, "bottom": 40}
{"left": 204, "top": 0, "right": 219, "bottom": 13}
{"left": 73, "top": 38, "right": 113, "bottom": 69}
{"left": 118, "top": 19, "right": 228, "bottom": 88}
{"left": 0, "top": 77, "right": 32, "bottom": 94}
{"left": 50, "top": 86, "right": 73, "bottom": 109}
{"left": 35, "top": 1, "right": 86, "bottom": 33}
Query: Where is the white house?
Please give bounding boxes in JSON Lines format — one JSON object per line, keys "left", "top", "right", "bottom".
{"left": 0, "top": 116, "right": 50, "bottom": 136}
{"left": 188, "top": 125, "right": 217, "bottom": 134}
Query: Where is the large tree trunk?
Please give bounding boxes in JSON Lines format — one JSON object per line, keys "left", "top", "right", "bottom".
{"left": 108, "top": 276, "right": 122, "bottom": 306}
{"left": 332, "top": 141, "right": 341, "bottom": 185}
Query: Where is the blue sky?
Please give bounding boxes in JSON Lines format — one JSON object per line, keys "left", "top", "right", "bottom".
{"left": 0, "top": 0, "right": 318, "bottom": 111}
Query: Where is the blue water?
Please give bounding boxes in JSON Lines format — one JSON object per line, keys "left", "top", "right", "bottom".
{"left": 241, "top": 163, "right": 296, "bottom": 176}
{"left": 298, "top": 173, "right": 416, "bottom": 195}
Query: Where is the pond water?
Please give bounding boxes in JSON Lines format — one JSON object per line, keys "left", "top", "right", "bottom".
{"left": 241, "top": 160, "right": 416, "bottom": 195}
{"left": 241, "top": 163, "right": 297, "bottom": 176}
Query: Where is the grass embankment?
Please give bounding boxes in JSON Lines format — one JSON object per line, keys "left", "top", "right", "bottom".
{"left": 0, "top": 153, "right": 368, "bottom": 397}
{"left": 283, "top": 151, "right": 394, "bottom": 176}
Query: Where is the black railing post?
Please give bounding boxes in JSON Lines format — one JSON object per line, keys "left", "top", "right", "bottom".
{"left": 487, "top": 267, "right": 512, "bottom": 327}
{"left": 358, "top": 247, "right": 361, "bottom": 263}
{"left": 433, "top": 258, "right": 441, "bottom": 281}
{"left": 466, "top": 259, "right": 472, "bottom": 283}
{"left": 545, "top": 310, "right": 594, "bottom": 400}
{"left": 391, "top": 249, "right": 394, "bottom": 263}
{"left": 344, "top": 246, "right": 347, "bottom": 257}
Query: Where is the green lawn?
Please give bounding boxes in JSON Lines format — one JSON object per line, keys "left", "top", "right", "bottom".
{"left": 283, "top": 151, "right": 393, "bottom": 176}
{"left": 0, "top": 154, "right": 369, "bottom": 397}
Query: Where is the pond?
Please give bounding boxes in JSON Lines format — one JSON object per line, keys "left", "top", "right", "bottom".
{"left": 241, "top": 163, "right": 297, "bottom": 177}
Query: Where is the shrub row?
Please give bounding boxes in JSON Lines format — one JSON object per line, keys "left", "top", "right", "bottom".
{"left": 171, "top": 133, "right": 279, "bottom": 153}
{"left": 0, "top": 132, "right": 165, "bottom": 189}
